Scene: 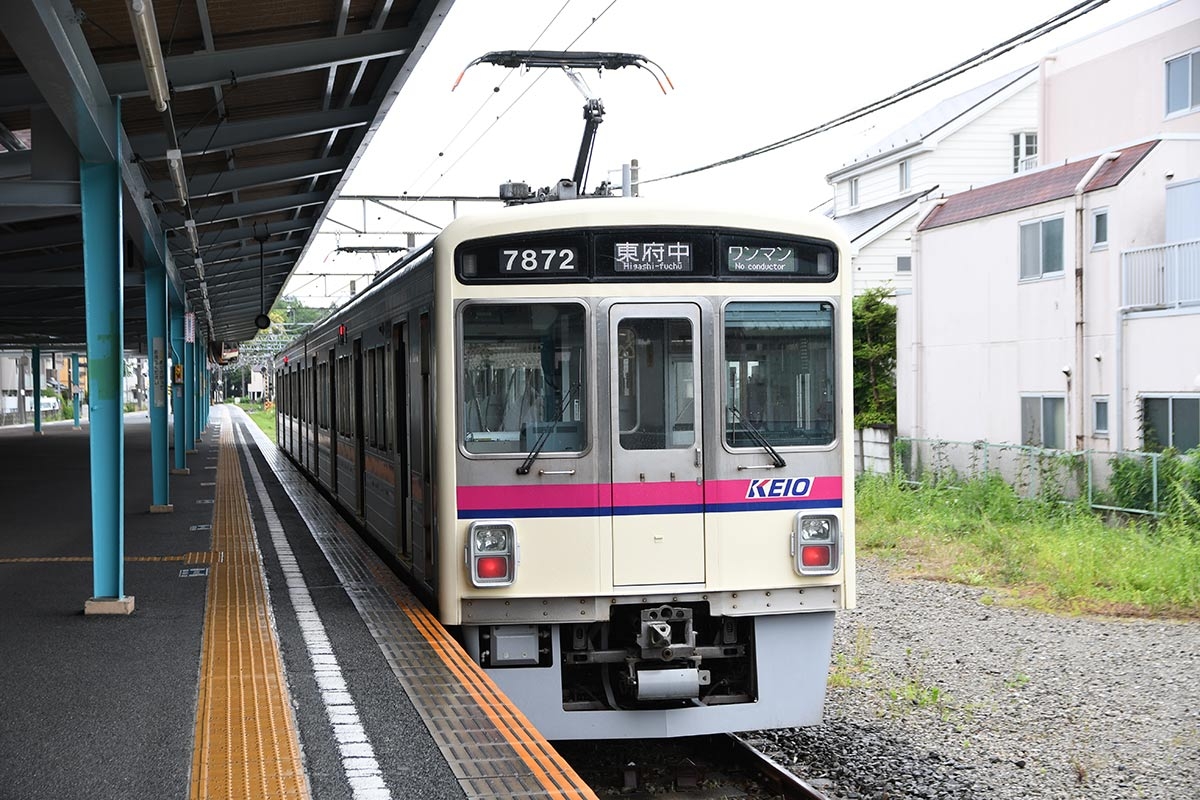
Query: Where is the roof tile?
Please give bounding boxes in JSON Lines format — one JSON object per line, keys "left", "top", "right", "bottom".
{"left": 917, "top": 140, "right": 1158, "bottom": 231}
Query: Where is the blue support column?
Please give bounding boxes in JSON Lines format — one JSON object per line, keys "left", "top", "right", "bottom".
{"left": 169, "top": 309, "right": 188, "bottom": 474}
{"left": 145, "top": 246, "right": 171, "bottom": 513}
{"left": 31, "top": 345, "right": 43, "bottom": 435}
{"left": 80, "top": 100, "right": 132, "bottom": 614}
{"left": 72, "top": 354, "right": 81, "bottom": 429}
{"left": 193, "top": 339, "right": 203, "bottom": 442}
{"left": 199, "top": 341, "right": 207, "bottom": 435}
{"left": 202, "top": 360, "right": 209, "bottom": 430}
{"left": 204, "top": 360, "right": 210, "bottom": 429}
{"left": 184, "top": 318, "right": 196, "bottom": 454}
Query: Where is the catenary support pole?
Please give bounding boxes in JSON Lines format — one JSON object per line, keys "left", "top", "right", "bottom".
{"left": 71, "top": 353, "right": 81, "bottom": 428}
{"left": 31, "top": 345, "right": 42, "bottom": 435}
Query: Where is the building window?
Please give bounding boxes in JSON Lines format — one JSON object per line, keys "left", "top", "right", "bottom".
{"left": 1019, "top": 216, "right": 1064, "bottom": 279}
{"left": 1143, "top": 396, "right": 1200, "bottom": 452}
{"left": 1092, "top": 209, "right": 1108, "bottom": 249}
{"left": 1166, "top": 50, "right": 1199, "bottom": 116}
{"left": 849, "top": 177, "right": 859, "bottom": 208}
{"left": 1021, "top": 395, "right": 1066, "bottom": 449}
{"left": 898, "top": 160, "right": 910, "bottom": 192}
{"left": 1012, "top": 131, "right": 1037, "bottom": 172}
{"left": 1093, "top": 397, "right": 1109, "bottom": 436}
{"left": 897, "top": 255, "right": 912, "bottom": 273}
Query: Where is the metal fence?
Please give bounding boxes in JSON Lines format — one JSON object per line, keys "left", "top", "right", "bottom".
{"left": 1122, "top": 237, "right": 1200, "bottom": 309}
{"left": 894, "top": 437, "right": 1187, "bottom": 517}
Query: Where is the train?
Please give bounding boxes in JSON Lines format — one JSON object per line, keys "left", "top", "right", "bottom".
{"left": 274, "top": 196, "right": 856, "bottom": 739}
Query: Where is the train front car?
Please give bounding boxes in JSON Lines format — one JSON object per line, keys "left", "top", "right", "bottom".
{"left": 437, "top": 199, "right": 855, "bottom": 739}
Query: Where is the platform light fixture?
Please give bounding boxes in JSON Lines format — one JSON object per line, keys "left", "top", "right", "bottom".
{"left": 183, "top": 218, "right": 199, "bottom": 253}
{"left": 167, "top": 149, "right": 188, "bottom": 206}
{"left": 127, "top": 0, "right": 170, "bottom": 113}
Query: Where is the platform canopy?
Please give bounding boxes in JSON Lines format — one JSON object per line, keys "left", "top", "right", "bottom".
{"left": 0, "top": 0, "right": 453, "bottom": 351}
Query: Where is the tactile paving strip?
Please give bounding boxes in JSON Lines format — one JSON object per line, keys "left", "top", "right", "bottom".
{"left": 240, "top": 413, "right": 596, "bottom": 800}
{"left": 189, "top": 413, "right": 310, "bottom": 800}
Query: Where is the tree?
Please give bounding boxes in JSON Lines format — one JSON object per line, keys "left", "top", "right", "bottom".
{"left": 852, "top": 285, "right": 897, "bottom": 429}
{"left": 272, "top": 295, "right": 334, "bottom": 326}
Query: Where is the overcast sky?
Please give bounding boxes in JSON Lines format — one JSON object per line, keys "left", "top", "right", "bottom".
{"left": 285, "top": 0, "right": 1164, "bottom": 302}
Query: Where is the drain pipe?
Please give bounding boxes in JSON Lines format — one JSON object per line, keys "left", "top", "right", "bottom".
{"left": 911, "top": 198, "right": 945, "bottom": 443}
{"left": 1073, "top": 151, "right": 1120, "bottom": 450}
{"left": 1115, "top": 302, "right": 1130, "bottom": 452}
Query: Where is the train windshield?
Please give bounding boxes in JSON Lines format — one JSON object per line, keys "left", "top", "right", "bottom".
{"left": 724, "top": 301, "right": 835, "bottom": 448}
{"left": 461, "top": 302, "right": 587, "bottom": 455}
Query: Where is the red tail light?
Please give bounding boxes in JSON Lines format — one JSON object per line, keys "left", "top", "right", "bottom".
{"left": 467, "top": 521, "right": 517, "bottom": 587}
{"left": 801, "top": 545, "right": 832, "bottom": 568}
{"left": 793, "top": 513, "right": 840, "bottom": 575}
{"left": 476, "top": 556, "right": 509, "bottom": 580}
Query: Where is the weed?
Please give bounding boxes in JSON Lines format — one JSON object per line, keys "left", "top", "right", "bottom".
{"left": 855, "top": 472, "right": 1200, "bottom": 618}
{"left": 1004, "top": 673, "right": 1030, "bottom": 690}
{"left": 828, "top": 626, "right": 873, "bottom": 688}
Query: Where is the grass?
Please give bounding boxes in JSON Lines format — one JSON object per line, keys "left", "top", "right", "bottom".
{"left": 855, "top": 473, "right": 1200, "bottom": 619}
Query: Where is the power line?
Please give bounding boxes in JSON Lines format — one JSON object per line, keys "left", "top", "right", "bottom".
{"left": 641, "top": 0, "right": 1111, "bottom": 186}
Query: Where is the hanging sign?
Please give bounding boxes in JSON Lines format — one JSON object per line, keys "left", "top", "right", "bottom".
{"left": 153, "top": 337, "right": 166, "bottom": 408}
{"left": 185, "top": 312, "right": 196, "bottom": 343}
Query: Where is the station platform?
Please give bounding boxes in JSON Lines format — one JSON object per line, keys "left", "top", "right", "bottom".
{"left": 0, "top": 405, "right": 595, "bottom": 800}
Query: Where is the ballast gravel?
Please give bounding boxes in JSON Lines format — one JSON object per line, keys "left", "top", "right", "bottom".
{"left": 746, "top": 558, "right": 1200, "bottom": 800}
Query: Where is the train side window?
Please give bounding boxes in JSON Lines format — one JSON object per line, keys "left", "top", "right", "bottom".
{"left": 723, "top": 301, "right": 835, "bottom": 447}
{"left": 461, "top": 302, "right": 587, "bottom": 455}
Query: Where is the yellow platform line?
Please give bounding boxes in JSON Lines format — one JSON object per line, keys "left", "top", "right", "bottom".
{"left": 0, "top": 555, "right": 191, "bottom": 564}
{"left": 190, "top": 424, "right": 309, "bottom": 800}
{"left": 351, "top": 538, "right": 597, "bottom": 799}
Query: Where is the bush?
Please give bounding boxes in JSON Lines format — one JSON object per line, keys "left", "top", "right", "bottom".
{"left": 852, "top": 286, "right": 897, "bottom": 429}
{"left": 1107, "top": 448, "right": 1200, "bottom": 527}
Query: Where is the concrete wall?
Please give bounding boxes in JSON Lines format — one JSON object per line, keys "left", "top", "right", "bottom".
{"left": 1042, "top": 0, "right": 1200, "bottom": 162}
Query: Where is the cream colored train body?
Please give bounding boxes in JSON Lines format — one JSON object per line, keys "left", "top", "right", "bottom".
{"left": 276, "top": 197, "right": 855, "bottom": 739}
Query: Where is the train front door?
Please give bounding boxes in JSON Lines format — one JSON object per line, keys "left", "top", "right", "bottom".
{"left": 609, "top": 303, "right": 705, "bottom": 586}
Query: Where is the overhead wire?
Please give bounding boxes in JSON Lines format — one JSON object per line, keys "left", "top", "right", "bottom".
{"left": 400, "top": 0, "right": 576, "bottom": 195}
{"left": 641, "top": 0, "right": 1112, "bottom": 185}
{"left": 401, "top": 0, "right": 622, "bottom": 215}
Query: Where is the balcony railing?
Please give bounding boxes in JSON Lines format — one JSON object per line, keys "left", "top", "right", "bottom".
{"left": 1121, "top": 238, "right": 1200, "bottom": 309}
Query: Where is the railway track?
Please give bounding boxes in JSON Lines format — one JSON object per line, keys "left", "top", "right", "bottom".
{"left": 555, "top": 733, "right": 831, "bottom": 799}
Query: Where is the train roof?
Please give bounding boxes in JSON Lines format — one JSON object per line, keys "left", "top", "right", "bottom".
{"left": 274, "top": 197, "right": 852, "bottom": 362}
{"left": 434, "top": 197, "right": 852, "bottom": 252}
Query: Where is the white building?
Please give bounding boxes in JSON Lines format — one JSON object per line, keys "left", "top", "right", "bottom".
{"left": 899, "top": 0, "right": 1200, "bottom": 454}
{"left": 825, "top": 66, "right": 1039, "bottom": 293}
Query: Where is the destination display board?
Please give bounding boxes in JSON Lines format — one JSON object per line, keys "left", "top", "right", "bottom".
{"left": 719, "top": 236, "right": 835, "bottom": 278}
{"left": 456, "top": 228, "right": 836, "bottom": 283}
{"left": 593, "top": 230, "right": 713, "bottom": 278}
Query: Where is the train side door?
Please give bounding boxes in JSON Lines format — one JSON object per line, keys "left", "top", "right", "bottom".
{"left": 353, "top": 337, "right": 365, "bottom": 517}
{"left": 392, "top": 321, "right": 410, "bottom": 563}
{"left": 311, "top": 356, "right": 319, "bottom": 479}
{"left": 328, "top": 348, "right": 338, "bottom": 494}
{"left": 609, "top": 303, "right": 705, "bottom": 586}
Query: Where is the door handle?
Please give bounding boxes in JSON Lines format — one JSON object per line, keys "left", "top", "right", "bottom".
{"left": 694, "top": 447, "right": 701, "bottom": 467}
